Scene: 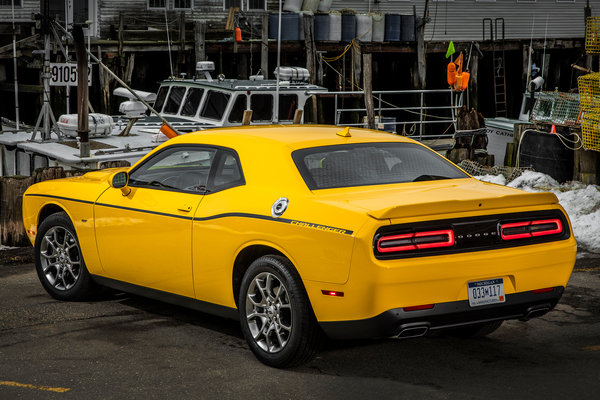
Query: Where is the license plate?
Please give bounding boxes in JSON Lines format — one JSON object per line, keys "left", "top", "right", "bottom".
{"left": 468, "top": 278, "right": 505, "bottom": 307}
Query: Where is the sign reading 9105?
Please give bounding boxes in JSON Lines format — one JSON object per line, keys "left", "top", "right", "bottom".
{"left": 49, "top": 63, "right": 92, "bottom": 87}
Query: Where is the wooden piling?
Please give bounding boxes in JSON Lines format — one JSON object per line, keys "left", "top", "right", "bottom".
{"left": 363, "top": 53, "right": 375, "bottom": 130}
{"left": 194, "top": 21, "right": 207, "bottom": 63}
{"left": 261, "top": 14, "right": 269, "bottom": 78}
{"left": 304, "top": 14, "right": 315, "bottom": 84}
{"left": 0, "top": 176, "right": 33, "bottom": 247}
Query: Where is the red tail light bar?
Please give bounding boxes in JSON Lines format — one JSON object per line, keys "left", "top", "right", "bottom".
{"left": 377, "top": 229, "right": 455, "bottom": 253}
{"left": 500, "top": 218, "right": 563, "bottom": 241}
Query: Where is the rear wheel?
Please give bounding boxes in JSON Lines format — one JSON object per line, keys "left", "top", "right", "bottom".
{"left": 34, "top": 212, "right": 96, "bottom": 301}
{"left": 447, "top": 320, "right": 503, "bottom": 338}
{"left": 239, "top": 255, "right": 322, "bottom": 368}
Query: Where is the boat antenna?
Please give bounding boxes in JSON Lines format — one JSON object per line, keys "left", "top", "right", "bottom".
{"left": 11, "top": 0, "right": 20, "bottom": 129}
{"left": 274, "top": 0, "right": 282, "bottom": 124}
{"left": 164, "top": 8, "right": 174, "bottom": 77}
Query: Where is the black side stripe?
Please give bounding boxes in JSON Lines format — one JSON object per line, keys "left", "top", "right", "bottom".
{"left": 26, "top": 193, "right": 354, "bottom": 235}
{"left": 25, "top": 193, "right": 95, "bottom": 205}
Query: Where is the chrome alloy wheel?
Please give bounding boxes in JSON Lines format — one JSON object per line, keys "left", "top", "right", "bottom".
{"left": 39, "top": 226, "right": 82, "bottom": 291}
{"left": 245, "top": 272, "right": 293, "bottom": 353}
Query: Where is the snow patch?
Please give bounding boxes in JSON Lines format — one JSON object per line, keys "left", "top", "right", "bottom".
{"left": 475, "top": 172, "right": 600, "bottom": 254}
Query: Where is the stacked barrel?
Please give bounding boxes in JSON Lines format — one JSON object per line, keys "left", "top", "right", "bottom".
{"left": 268, "top": 0, "right": 415, "bottom": 43}
{"left": 578, "top": 17, "right": 600, "bottom": 152}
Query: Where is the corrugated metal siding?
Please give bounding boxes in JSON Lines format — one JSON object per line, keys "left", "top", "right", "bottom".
{"left": 327, "top": 0, "right": 588, "bottom": 40}
{"left": 0, "top": 0, "right": 41, "bottom": 23}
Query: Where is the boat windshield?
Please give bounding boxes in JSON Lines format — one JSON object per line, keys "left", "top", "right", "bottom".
{"left": 181, "top": 88, "right": 204, "bottom": 117}
{"left": 163, "top": 86, "right": 186, "bottom": 114}
{"left": 201, "top": 90, "right": 231, "bottom": 121}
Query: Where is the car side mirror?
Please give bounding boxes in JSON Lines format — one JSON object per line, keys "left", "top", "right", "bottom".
{"left": 110, "top": 171, "right": 131, "bottom": 196}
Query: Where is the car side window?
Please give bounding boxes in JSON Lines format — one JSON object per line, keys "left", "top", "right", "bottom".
{"left": 129, "top": 146, "right": 216, "bottom": 193}
{"left": 210, "top": 150, "right": 245, "bottom": 192}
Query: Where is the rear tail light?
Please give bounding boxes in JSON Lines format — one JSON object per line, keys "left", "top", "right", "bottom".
{"left": 500, "top": 218, "right": 562, "bottom": 240}
{"left": 377, "top": 229, "right": 455, "bottom": 253}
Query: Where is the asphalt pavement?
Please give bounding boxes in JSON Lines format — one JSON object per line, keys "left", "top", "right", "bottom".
{"left": 1, "top": 248, "right": 599, "bottom": 400}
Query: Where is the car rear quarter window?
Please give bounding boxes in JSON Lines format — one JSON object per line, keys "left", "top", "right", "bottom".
{"left": 292, "top": 142, "right": 468, "bottom": 190}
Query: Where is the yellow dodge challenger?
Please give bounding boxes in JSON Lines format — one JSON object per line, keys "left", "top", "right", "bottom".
{"left": 22, "top": 125, "right": 576, "bottom": 367}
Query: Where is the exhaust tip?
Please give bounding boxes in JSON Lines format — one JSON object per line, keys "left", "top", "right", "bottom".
{"left": 520, "top": 304, "right": 551, "bottom": 321}
{"left": 395, "top": 322, "right": 430, "bottom": 339}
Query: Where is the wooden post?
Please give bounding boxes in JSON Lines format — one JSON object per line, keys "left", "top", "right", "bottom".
{"left": 542, "top": 54, "right": 551, "bottom": 89}
{"left": 73, "top": 25, "right": 90, "bottom": 158}
{"left": 522, "top": 44, "right": 529, "bottom": 91}
{"left": 177, "top": 11, "right": 186, "bottom": 76}
{"left": 304, "top": 13, "right": 315, "bottom": 84}
{"left": 363, "top": 53, "right": 375, "bottom": 129}
{"left": 194, "top": 21, "right": 207, "bottom": 63}
{"left": 0, "top": 176, "right": 34, "bottom": 247}
{"left": 352, "top": 44, "right": 361, "bottom": 90}
{"left": 585, "top": 1, "right": 593, "bottom": 71}
{"left": 574, "top": 148, "right": 599, "bottom": 184}
{"left": 293, "top": 109, "right": 303, "bottom": 124}
{"left": 242, "top": 110, "right": 253, "bottom": 125}
{"left": 416, "top": 15, "right": 428, "bottom": 89}
{"left": 470, "top": 51, "right": 479, "bottom": 110}
{"left": 118, "top": 12, "right": 124, "bottom": 78}
{"left": 261, "top": 14, "right": 269, "bottom": 78}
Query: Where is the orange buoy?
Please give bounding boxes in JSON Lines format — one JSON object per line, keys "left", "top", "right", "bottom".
{"left": 235, "top": 27, "right": 242, "bottom": 43}
{"left": 447, "top": 62, "right": 457, "bottom": 86}
{"left": 160, "top": 123, "right": 179, "bottom": 139}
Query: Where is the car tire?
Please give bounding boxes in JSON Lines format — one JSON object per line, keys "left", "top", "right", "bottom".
{"left": 447, "top": 320, "right": 504, "bottom": 338}
{"left": 239, "top": 255, "right": 323, "bottom": 368}
{"left": 34, "top": 211, "right": 96, "bottom": 301}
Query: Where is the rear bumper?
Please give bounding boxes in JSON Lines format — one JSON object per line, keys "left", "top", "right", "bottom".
{"left": 319, "top": 286, "right": 564, "bottom": 340}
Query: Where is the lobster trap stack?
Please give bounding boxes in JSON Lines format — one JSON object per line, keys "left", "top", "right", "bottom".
{"left": 578, "top": 18, "right": 600, "bottom": 152}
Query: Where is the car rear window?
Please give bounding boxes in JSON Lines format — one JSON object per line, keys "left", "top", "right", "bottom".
{"left": 292, "top": 142, "right": 469, "bottom": 190}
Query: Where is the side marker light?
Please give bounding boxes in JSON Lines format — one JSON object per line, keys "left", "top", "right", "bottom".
{"left": 321, "top": 290, "right": 344, "bottom": 297}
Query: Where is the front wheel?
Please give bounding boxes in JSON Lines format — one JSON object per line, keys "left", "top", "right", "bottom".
{"left": 34, "top": 212, "right": 96, "bottom": 301}
{"left": 238, "top": 255, "right": 322, "bottom": 368}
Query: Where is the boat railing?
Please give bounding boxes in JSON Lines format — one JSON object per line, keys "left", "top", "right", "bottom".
{"left": 306, "top": 89, "right": 459, "bottom": 141}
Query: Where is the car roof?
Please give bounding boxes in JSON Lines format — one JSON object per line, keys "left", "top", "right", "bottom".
{"left": 168, "top": 125, "right": 416, "bottom": 151}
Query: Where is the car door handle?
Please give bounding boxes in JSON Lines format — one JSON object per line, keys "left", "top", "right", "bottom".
{"left": 178, "top": 204, "right": 192, "bottom": 212}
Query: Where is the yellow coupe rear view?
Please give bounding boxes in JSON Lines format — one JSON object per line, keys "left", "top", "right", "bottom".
{"left": 22, "top": 125, "right": 576, "bottom": 367}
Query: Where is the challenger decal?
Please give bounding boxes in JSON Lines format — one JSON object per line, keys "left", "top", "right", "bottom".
{"left": 290, "top": 221, "right": 352, "bottom": 235}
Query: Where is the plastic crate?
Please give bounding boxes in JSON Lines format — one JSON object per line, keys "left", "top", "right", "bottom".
{"left": 586, "top": 17, "right": 600, "bottom": 54}
{"left": 530, "top": 91, "right": 581, "bottom": 126}
{"left": 580, "top": 112, "right": 600, "bottom": 152}
{"left": 578, "top": 72, "right": 600, "bottom": 111}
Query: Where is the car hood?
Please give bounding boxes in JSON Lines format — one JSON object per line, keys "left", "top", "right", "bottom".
{"left": 313, "top": 178, "right": 559, "bottom": 220}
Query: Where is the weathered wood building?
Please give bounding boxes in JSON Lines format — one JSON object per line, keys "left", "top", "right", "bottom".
{"left": 0, "top": 0, "right": 594, "bottom": 123}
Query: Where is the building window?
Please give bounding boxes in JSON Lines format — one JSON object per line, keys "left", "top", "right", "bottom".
{"left": 148, "top": 0, "right": 166, "bottom": 9}
{"left": 0, "top": 0, "right": 22, "bottom": 7}
{"left": 173, "top": 0, "right": 192, "bottom": 9}
{"left": 223, "top": 0, "right": 265, "bottom": 11}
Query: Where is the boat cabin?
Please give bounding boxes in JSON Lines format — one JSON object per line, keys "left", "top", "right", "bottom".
{"left": 133, "top": 63, "right": 328, "bottom": 132}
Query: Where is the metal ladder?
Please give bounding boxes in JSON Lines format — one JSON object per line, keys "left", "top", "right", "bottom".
{"left": 483, "top": 18, "right": 507, "bottom": 117}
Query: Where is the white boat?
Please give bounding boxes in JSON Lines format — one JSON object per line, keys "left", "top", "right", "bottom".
{"left": 0, "top": 63, "right": 327, "bottom": 176}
